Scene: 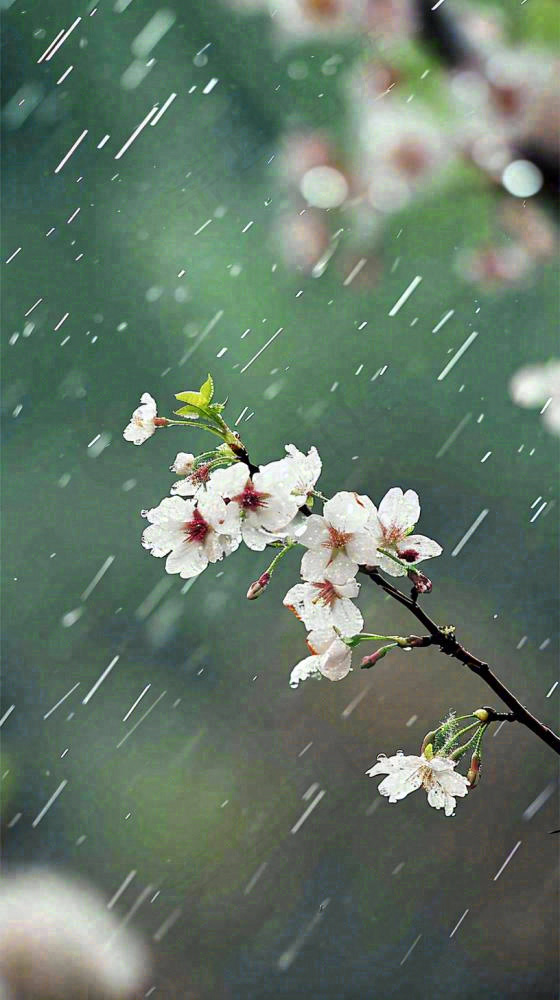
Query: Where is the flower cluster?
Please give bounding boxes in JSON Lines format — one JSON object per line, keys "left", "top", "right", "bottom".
{"left": 122, "top": 378, "right": 515, "bottom": 819}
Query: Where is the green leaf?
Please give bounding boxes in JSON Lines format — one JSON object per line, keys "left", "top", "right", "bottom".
{"left": 174, "top": 405, "right": 205, "bottom": 419}
{"left": 175, "top": 390, "right": 203, "bottom": 405}
{"left": 199, "top": 374, "right": 214, "bottom": 405}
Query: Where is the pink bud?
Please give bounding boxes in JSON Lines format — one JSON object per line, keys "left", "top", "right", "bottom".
{"left": 360, "top": 648, "right": 387, "bottom": 669}
{"left": 153, "top": 417, "right": 170, "bottom": 427}
{"left": 408, "top": 569, "right": 432, "bottom": 593}
{"left": 246, "top": 572, "right": 270, "bottom": 600}
{"left": 467, "top": 753, "right": 482, "bottom": 788}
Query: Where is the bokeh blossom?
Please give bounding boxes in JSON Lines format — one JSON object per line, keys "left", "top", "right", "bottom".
{"left": 509, "top": 359, "right": 560, "bottom": 436}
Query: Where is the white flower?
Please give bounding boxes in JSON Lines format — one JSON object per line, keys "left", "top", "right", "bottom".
{"left": 509, "top": 359, "right": 560, "bottom": 436}
{"left": 171, "top": 452, "right": 195, "bottom": 476}
{"left": 263, "top": 443, "right": 322, "bottom": 505}
{"left": 283, "top": 563, "right": 363, "bottom": 633}
{"left": 289, "top": 626, "right": 353, "bottom": 687}
{"left": 206, "top": 462, "right": 299, "bottom": 551}
{"left": 0, "top": 868, "right": 148, "bottom": 999}
{"left": 142, "top": 494, "right": 241, "bottom": 578}
{"left": 170, "top": 453, "right": 217, "bottom": 497}
{"left": 366, "top": 487, "right": 442, "bottom": 576}
{"left": 123, "top": 392, "right": 158, "bottom": 445}
{"left": 366, "top": 751, "right": 470, "bottom": 816}
{"left": 298, "top": 491, "right": 379, "bottom": 581}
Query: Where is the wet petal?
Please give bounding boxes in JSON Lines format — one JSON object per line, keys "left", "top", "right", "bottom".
{"left": 378, "top": 488, "right": 420, "bottom": 533}
{"left": 324, "top": 492, "right": 369, "bottom": 532}
{"left": 290, "top": 655, "right": 322, "bottom": 688}
{"left": 301, "top": 548, "right": 331, "bottom": 582}
{"left": 298, "top": 514, "right": 330, "bottom": 550}
{"left": 330, "top": 597, "right": 363, "bottom": 636}
{"left": 402, "top": 534, "right": 442, "bottom": 561}
{"left": 165, "top": 542, "right": 208, "bottom": 578}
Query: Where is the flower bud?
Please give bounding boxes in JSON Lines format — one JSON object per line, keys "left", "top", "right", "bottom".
{"left": 420, "top": 729, "right": 438, "bottom": 755}
{"left": 153, "top": 416, "right": 170, "bottom": 427}
{"left": 473, "top": 708, "right": 489, "bottom": 723}
{"left": 467, "top": 753, "right": 482, "bottom": 788}
{"left": 360, "top": 647, "right": 388, "bottom": 669}
{"left": 408, "top": 569, "right": 432, "bottom": 593}
{"left": 246, "top": 572, "right": 270, "bottom": 600}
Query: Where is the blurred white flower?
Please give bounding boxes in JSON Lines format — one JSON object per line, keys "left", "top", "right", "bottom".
{"left": 142, "top": 494, "right": 241, "bottom": 577}
{"left": 299, "top": 491, "right": 379, "bottom": 581}
{"left": 290, "top": 625, "right": 353, "bottom": 687}
{"left": 357, "top": 102, "right": 452, "bottom": 213}
{"left": 366, "top": 751, "right": 470, "bottom": 816}
{"left": 283, "top": 564, "right": 363, "bottom": 633}
{"left": 366, "top": 488, "right": 442, "bottom": 576}
{"left": 0, "top": 868, "right": 148, "bottom": 999}
{"left": 206, "top": 461, "right": 300, "bottom": 550}
{"left": 509, "top": 359, "right": 560, "bottom": 436}
{"left": 123, "top": 392, "right": 158, "bottom": 445}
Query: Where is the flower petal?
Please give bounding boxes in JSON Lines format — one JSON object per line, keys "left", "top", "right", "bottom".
{"left": 330, "top": 597, "right": 363, "bottom": 636}
{"left": 378, "top": 488, "right": 420, "bottom": 532}
{"left": 298, "top": 514, "right": 330, "bottom": 550}
{"left": 165, "top": 542, "right": 208, "bottom": 578}
{"left": 301, "top": 547, "right": 331, "bottom": 582}
{"left": 144, "top": 496, "right": 193, "bottom": 525}
{"left": 318, "top": 637, "right": 352, "bottom": 681}
{"left": 324, "top": 492, "right": 369, "bottom": 532}
{"left": 378, "top": 767, "right": 423, "bottom": 801}
{"left": 208, "top": 463, "right": 249, "bottom": 498}
{"left": 290, "top": 655, "right": 322, "bottom": 688}
{"left": 345, "top": 531, "right": 379, "bottom": 566}
{"left": 400, "top": 533, "right": 442, "bottom": 561}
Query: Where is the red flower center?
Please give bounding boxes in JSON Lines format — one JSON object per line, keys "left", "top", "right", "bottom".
{"left": 325, "top": 524, "right": 352, "bottom": 551}
{"left": 312, "top": 580, "right": 337, "bottom": 607}
{"left": 398, "top": 547, "right": 419, "bottom": 563}
{"left": 190, "top": 463, "right": 211, "bottom": 486}
{"left": 234, "top": 482, "right": 270, "bottom": 510}
{"left": 183, "top": 507, "right": 210, "bottom": 543}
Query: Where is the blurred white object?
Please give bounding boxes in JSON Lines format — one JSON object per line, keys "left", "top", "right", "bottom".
{"left": 0, "top": 868, "right": 149, "bottom": 999}
{"left": 510, "top": 360, "right": 560, "bottom": 436}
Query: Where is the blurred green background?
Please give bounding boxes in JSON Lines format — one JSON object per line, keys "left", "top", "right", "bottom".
{"left": 1, "top": 1, "right": 558, "bottom": 998}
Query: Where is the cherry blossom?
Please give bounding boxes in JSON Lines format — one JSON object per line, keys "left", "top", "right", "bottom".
{"left": 206, "top": 462, "right": 300, "bottom": 551}
{"left": 142, "top": 494, "right": 241, "bottom": 578}
{"left": 366, "top": 488, "right": 442, "bottom": 577}
{"left": 0, "top": 869, "right": 148, "bottom": 999}
{"left": 366, "top": 751, "right": 470, "bottom": 816}
{"left": 263, "top": 443, "right": 322, "bottom": 505}
{"left": 170, "top": 452, "right": 217, "bottom": 497}
{"left": 289, "top": 626, "right": 353, "bottom": 688}
{"left": 509, "top": 359, "right": 560, "bottom": 436}
{"left": 298, "top": 491, "right": 379, "bottom": 581}
{"left": 123, "top": 392, "right": 159, "bottom": 445}
{"left": 283, "top": 565, "right": 363, "bottom": 633}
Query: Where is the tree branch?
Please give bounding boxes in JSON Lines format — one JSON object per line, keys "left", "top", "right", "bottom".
{"left": 360, "top": 566, "right": 560, "bottom": 756}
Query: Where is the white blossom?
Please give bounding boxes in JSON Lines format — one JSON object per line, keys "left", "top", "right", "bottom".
{"left": 509, "top": 359, "right": 560, "bottom": 436}
{"left": 263, "top": 443, "right": 322, "bottom": 505}
{"left": 0, "top": 868, "right": 148, "bottom": 999}
{"left": 142, "top": 494, "right": 241, "bottom": 578}
{"left": 366, "top": 487, "right": 442, "bottom": 576}
{"left": 298, "top": 491, "right": 379, "bottom": 581}
{"left": 283, "top": 564, "right": 363, "bottom": 633}
{"left": 170, "top": 453, "right": 217, "bottom": 497}
{"left": 123, "top": 392, "right": 158, "bottom": 445}
{"left": 366, "top": 751, "right": 470, "bottom": 816}
{"left": 206, "top": 462, "right": 299, "bottom": 551}
{"left": 289, "top": 626, "right": 353, "bottom": 687}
